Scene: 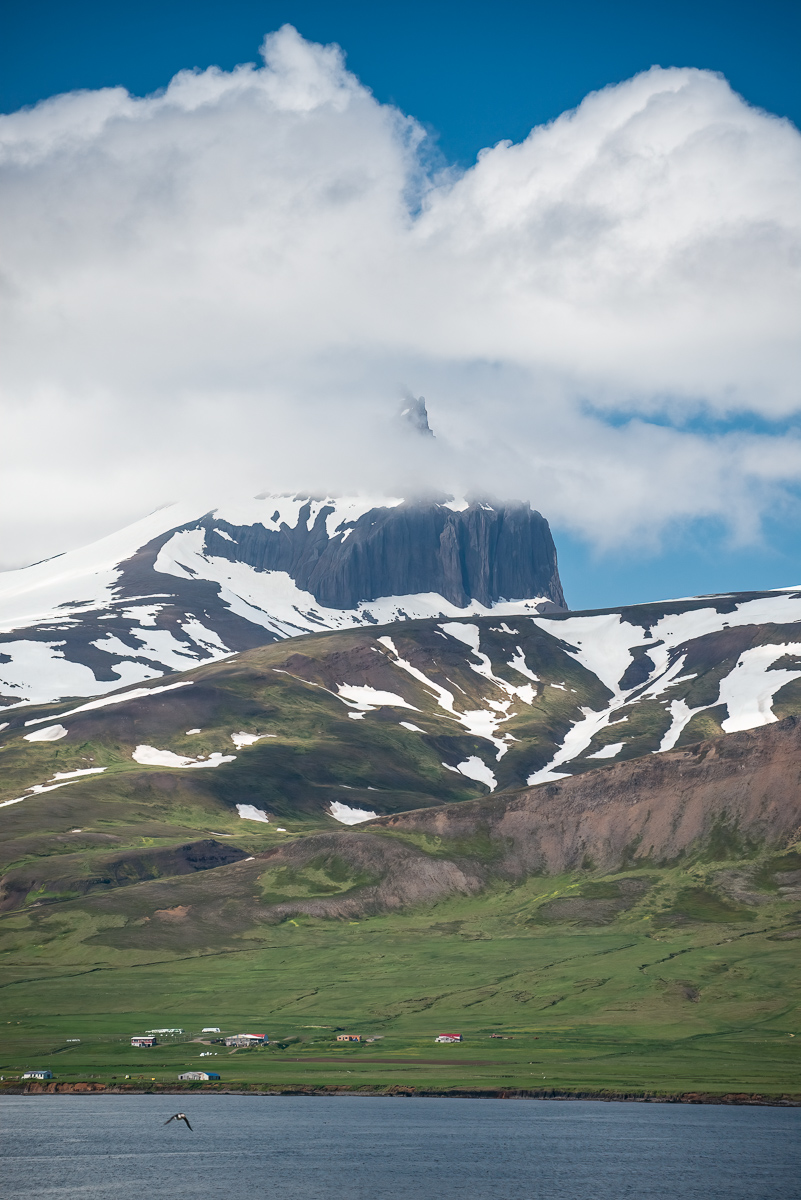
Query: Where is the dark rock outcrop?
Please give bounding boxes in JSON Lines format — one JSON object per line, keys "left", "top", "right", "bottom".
{"left": 203, "top": 499, "right": 565, "bottom": 610}
{"left": 0, "top": 496, "right": 565, "bottom": 706}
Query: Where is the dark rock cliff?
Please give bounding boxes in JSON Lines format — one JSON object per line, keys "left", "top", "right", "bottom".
{"left": 201, "top": 499, "right": 565, "bottom": 610}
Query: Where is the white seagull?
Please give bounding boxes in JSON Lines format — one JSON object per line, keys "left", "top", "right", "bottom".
{"left": 164, "top": 1113, "right": 193, "bottom": 1130}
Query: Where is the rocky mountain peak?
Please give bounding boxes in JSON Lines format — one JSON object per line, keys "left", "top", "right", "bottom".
{"left": 0, "top": 493, "right": 565, "bottom": 707}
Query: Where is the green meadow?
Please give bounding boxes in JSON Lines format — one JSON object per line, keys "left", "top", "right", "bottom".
{"left": 2, "top": 858, "right": 799, "bottom": 1099}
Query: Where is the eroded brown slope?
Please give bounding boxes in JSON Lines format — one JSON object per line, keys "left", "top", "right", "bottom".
{"left": 234, "top": 716, "right": 801, "bottom": 925}
{"left": 368, "top": 716, "right": 801, "bottom": 875}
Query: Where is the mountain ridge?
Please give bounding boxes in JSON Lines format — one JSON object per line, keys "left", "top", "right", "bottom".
{"left": 0, "top": 495, "right": 564, "bottom": 708}
{"left": 4, "top": 582, "right": 801, "bottom": 834}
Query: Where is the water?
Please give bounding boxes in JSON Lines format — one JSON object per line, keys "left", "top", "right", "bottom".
{"left": 1, "top": 1094, "right": 799, "bottom": 1199}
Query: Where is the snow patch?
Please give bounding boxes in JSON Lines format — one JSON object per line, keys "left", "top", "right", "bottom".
{"left": 231, "top": 731, "right": 275, "bottom": 748}
{"left": 329, "top": 801, "right": 378, "bottom": 824}
{"left": 587, "top": 742, "right": 625, "bottom": 760}
{"left": 120, "top": 604, "right": 162, "bottom": 627}
{"left": 399, "top": 721, "right": 423, "bottom": 732}
{"left": 336, "top": 684, "right": 417, "bottom": 712}
{"left": 236, "top": 803, "right": 270, "bottom": 822}
{"left": 132, "top": 745, "right": 236, "bottom": 768}
{"left": 719, "top": 643, "right": 801, "bottom": 732}
{"left": 24, "top": 680, "right": 194, "bottom": 725}
{"left": 657, "top": 698, "right": 707, "bottom": 752}
{"left": 179, "top": 619, "right": 230, "bottom": 653}
{"left": 378, "top": 636, "right": 457, "bottom": 714}
{"left": 24, "top": 724, "right": 68, "bottom": 742}
{"left": 452, "top": 756, "right": 497, "bottom": 790}
{"left": 92, "top": 628, "right": 201, "bottom": 672}
{"left": 508, "top": 646, "right": 539, "bottom": 683}
{"left": 50, "top": 767, "right": 106, "bottom": 780}
{"left": 439, "top": 622, "right": 481, "bottom": 653}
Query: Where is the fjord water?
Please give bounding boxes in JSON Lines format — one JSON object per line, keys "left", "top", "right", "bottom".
{"left": 2, "top": 1096, "right": 799, "bottom": 1199}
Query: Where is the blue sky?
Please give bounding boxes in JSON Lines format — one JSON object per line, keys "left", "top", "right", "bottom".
{"left": 2, "top": 1, "right": 800, "bottom": 608}
{"left": 4, "top": 0, "right": 801, "bottom": 163}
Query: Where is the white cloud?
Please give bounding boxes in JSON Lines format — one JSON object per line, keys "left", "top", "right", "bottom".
{"left": 1, "top": 25, "right": 800, "bottom": 565}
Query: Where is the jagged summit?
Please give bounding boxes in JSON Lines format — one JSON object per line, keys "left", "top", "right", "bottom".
{"left": 0, "top": 493, "right": 564, "bottom": 707}
{"left": 399, "top": 395, "right": 434, "bottom": 436}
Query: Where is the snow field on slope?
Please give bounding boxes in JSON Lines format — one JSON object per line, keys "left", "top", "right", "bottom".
{"left": 0, "top": 494, "right": 401, "bottom": 634}
{"left": 0, "top": 501, "right": 202, "bottom": 632}
{"left": 154, "top": 527, "right": 551, "bottom": 640}
{"left": 528, "top": 594, "right": 801, "bottom": 781}
{"left": 0, "top": 620, "right": 227, "bottom": 709}
{"left": 0, "top": 640, "right": 164, "bottom": 708}
{"left": 376, "top": 629, "right": 543, "bottom": 788}
{"left": 0, "top": 494, "right": 552, "bottom": 708}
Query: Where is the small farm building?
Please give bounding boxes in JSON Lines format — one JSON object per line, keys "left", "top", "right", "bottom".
{"left": 131, "top": 1036, "right": 157, "bottom": 1047}
{"left": 336, "top": 1034, "right": 361, "bottom": 1042}
{"left": 224, "top": 1033, "right": 267, "bottom": 1047}
{"left": 22, "top": 1070, "right": 52, "bottom": 1080}
{"left": 178, "top": 1071, "right": 220, "bottom": 1081}
{"left": 435, "top": 1034, "right": 462, "bottom": 1043}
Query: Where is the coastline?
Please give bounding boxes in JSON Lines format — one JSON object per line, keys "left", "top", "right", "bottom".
{"left": 3, "top": 1082, "right": 799, "bottom": 1106}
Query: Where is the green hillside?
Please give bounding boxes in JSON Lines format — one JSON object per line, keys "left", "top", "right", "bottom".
{"left": 1, "top": 832, "right": 799, "bottom": 1097}
{"left": 2, "top": 614, "right": 800, "bottom": 1099}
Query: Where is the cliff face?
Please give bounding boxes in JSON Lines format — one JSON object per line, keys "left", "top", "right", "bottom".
{"left": 204, "top": 500, "right": 565, "bottom": 610}
{"left": 0, "top": 496, "right": 565, "bottom": 707}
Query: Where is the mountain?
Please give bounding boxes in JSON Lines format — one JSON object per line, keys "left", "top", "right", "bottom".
{"left": 211, "top": 714, "right": 801, "bottom": 923}
{"left": 2, "top": 585, "right": 800, "bottom": 1100}
{"left": 0, "top": 495, "right": 564, "bottom": 709}
{"left": 4, "top": 584, "right": 801, "bottom": 836}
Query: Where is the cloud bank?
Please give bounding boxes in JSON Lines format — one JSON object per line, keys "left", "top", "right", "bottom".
{"left": 1, "top": 25, "right": 800, "bottom": 566}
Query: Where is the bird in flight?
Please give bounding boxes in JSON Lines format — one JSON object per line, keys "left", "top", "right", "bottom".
{"left": 164, "top": 1113, "right": 193, "bottom": 1130}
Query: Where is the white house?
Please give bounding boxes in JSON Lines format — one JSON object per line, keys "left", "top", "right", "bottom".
{"left": 435, "top": 1034, "right": 462, "bottom": 1043}
{"left": 22, "top": 1070, "right": 52, "bottom": 1079}
{"left": 178, "top": 1071, "right": 220, "bottom": 1081}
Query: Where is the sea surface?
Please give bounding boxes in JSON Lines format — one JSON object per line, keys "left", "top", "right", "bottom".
{"left": 1, "top": 1094, "right": 799, "bottom": 1199}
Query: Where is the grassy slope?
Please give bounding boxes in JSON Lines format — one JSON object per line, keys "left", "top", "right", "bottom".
{"left": 6, "top": 612, "right": 801, "bottom": 841}
{"left": 0, "top": 614, "right": 752, "bottom": 822}
{"left": 2, "top": 616, "right": 801, "bottom": 1097}
{"left": 1, "top": 846, "right": 799, "bottom": 1097}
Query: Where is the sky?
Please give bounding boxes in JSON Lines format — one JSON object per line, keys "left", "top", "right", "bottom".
{"left": 1, "top": 0, "right": 800, "bottom": 608}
